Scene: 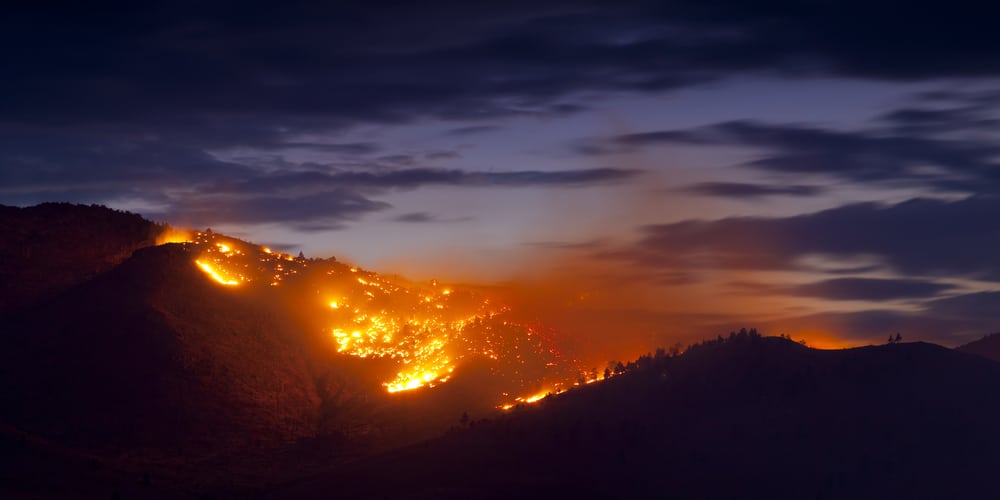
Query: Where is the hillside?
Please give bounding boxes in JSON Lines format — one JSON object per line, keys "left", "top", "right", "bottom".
{"left": 0, "top": 223, "right": 499, "bottom": 496}
{"left": 957, "top": 332, "right": 1000, "bottom": 362}
{"left": 0, "top": 203, "right": 162, "bottom": 313}
{"left": 1, "top": 244, "right": 323, "bottom": 455}
{"left": 0, "top": 204, "right": 589, "bottom": 497}
{"left": 276, "top": 336, "right": 1000, "bottom": 499}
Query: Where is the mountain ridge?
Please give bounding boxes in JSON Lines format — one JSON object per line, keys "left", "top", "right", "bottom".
{"left": 2, "top": 203, "right": 998, "bottom": 499}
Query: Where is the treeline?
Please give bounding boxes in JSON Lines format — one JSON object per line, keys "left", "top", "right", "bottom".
{"left": 603, "top": 327, "right": 766, "bottom": 380}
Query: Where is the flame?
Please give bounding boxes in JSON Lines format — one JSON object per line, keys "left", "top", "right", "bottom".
{"left": 195, "top": 260, "right": 240, "bottom": 286}
{"left": 521, "top": 392, "right": 548, "bottom": 403}
{"left": 183, "top": 229, "right": 588, "bottom": 401}
{"left": 498, "top": 387, "right": 567, "bottom": 410}
{"left": 156, "top": 227, "right": 192, "bottom": 245}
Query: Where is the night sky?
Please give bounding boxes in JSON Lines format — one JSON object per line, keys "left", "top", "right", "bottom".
{"left": 4, "top": 1, "right": 999, "bottom": 349}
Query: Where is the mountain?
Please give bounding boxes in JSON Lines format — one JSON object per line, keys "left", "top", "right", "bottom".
{"left": 0, "top": 204, "right": 585, "bottom": 497}
{"left": 3, "top": 204, "right": 999, "bottom": 499}
{"left": 957, "top": 332, "right": 1000, "bottom": 362}
{"left": 276, "top": 335, "right": 1000, "bottom": 500}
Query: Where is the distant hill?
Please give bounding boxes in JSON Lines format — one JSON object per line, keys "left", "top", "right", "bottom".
{"left": 957, "top": 332, "right": 1000, "bottom": 362}
{"left": 276, "top": 336, "right": 1000, "bottom": 500}
{"left": 0, "top": 203, "right": 162, "bottom": 312}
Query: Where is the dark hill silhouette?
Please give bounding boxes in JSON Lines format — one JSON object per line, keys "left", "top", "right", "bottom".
{"left": 957, "top": 332, "right": 1000, "bottom": 362}
{"left": 2, "top": 243, "right": 322, "bottom": 456}
{"left": 0, "top": 203, "right": 162, "bottom": 313}
{"left": 275, "top": 336, "right": 1000, "bottom": 500}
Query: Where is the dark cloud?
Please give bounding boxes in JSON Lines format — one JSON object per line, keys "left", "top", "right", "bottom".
{"left": 625, "top": 196, "right": 1000, "bottom": 281}
{"left": 393, "top": 212, "right": 436, "bottom": 223}
{"left": 789, "top": 278, "right": 956, "bottom": 302}
{"left": 392, "top": 212, "right": 474, "bottom": 224}
{"left": 681, "top": 182, "right": 824, "bottom": 199}
{"left": 4, "top": 1, "right": 999, "bottom": 219}
{"left": 186, "top": 164, "right": 637, "bottom": 227}
{"left": 924, "top": 291, "right": 1000, "bottom": 323}
{"left": 4, "top": 1, "right": 999, "bottom": 132}
{"left": 200, "top": 167, "right": 642, "bottom": 196}
{"left": 587, "top": 115, "right": 1000, "bottom": 194}
{"left": 424, "top": 150, "right": 461, "bottom": 160}
{"left": 477, "top": 168, "right": 641, "bottom": 186}
{"left": 914, "top": 88, "right": 1000, "bottom": 107}
{"left": 877, "top": 107, "right": 1000, "bottom": 135}
{"left": 376, "top": 154, "right": 418, "bottom": 166}
{"left": 273, "top": 142, "right": 381, "bottom": 155}
{"left": 0, "top": 127, "right": 254, "bottom": 189}
{"left": 392, "top": 212, "right": 440, "bottom": 223}
{"left": 291, "top": 222, "right": 351, "bottom": 232}
{"left": 152, "top": 164, "right": 635, "bottom": 227}
{"left": 156, "top": 190, "right": 390, "bottom": 227}
{"left": 447, "top": 126, "right": 504, "bottom": 136}
{"left": 524, "top": 238, "right": 608, "bottom": 250}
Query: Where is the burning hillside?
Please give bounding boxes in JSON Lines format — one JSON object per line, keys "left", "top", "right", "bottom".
{"left": 173, "top": 230, "right": 588, "bottom": 405}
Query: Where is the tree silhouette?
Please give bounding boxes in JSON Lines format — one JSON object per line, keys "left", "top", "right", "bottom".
{"left": 668, "top": 343, "right": 682, "bottom": 357}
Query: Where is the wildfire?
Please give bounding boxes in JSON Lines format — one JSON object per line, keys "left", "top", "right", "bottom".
{"left": 195, "top": 260, "right": 240, "bottom": 286}
{"left": 521, "top": 392, "right": 549, "bottom": 403}
{"left": 155, "top": 227, "right": 192, "bottom": 245}
{"left": 175, "top": 227, "right": 588, "bottom": 403}
{"left": 497, "top": 386, "right": 571, "bottom": 410}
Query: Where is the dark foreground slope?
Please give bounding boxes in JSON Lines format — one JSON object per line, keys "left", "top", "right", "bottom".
{"left": 276, "top": 337, "right": 1000, "bottom": 500}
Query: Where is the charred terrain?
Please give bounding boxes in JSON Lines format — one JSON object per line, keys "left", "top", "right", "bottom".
{"left": 1, "top": 204, "right": 999, "bottom": 499}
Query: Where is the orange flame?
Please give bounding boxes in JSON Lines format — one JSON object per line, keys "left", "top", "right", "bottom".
{"left": 155, "top": 227, "right": 192, "bottom": 245}
{"left": 185, "top": 230, "right": 587, "bottom": 401}
{"left": 195, "top": 260, "right": 240, "bottom": 286}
